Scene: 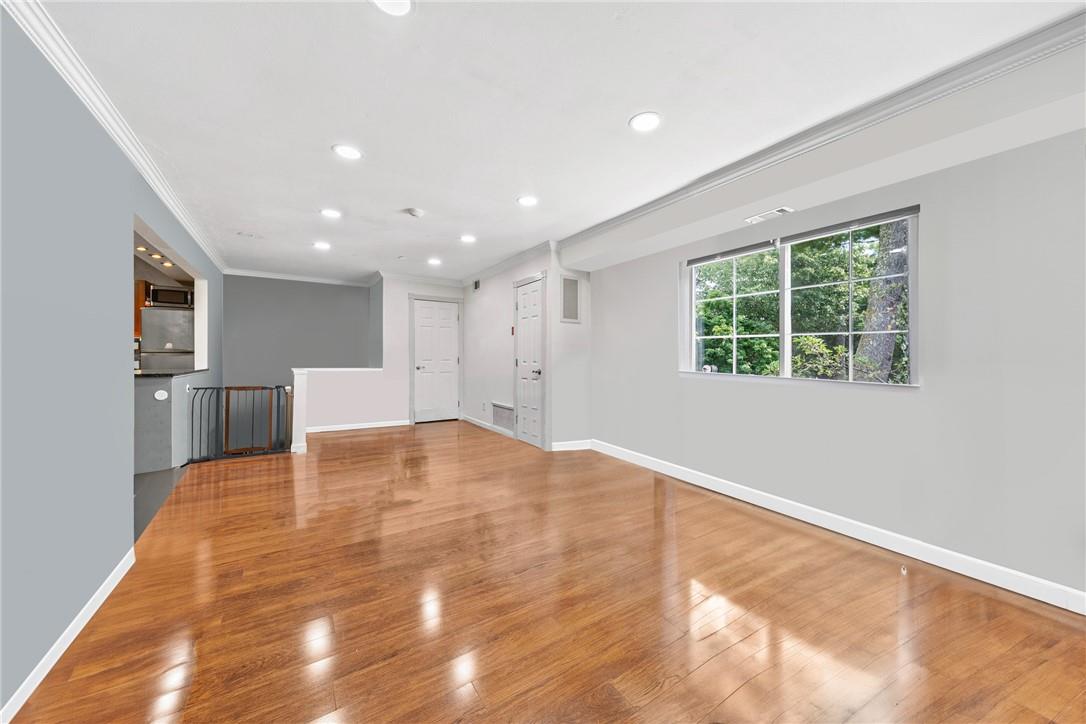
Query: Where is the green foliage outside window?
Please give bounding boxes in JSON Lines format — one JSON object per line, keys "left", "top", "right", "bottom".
{"left": 693, "top": 218, "right": 911, "bottom": 384}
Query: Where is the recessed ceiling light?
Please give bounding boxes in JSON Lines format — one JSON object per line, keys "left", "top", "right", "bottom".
{"left": 150, "top": 253, "right": 162, "bottom": 259}
{"left": 162, "top": 261, "right": 174, "bottom": 268}
{"left": 628, "top": 111, "right": 661, "bottom": 133}
{"left": 460, "top": 234, "right": 476, "bottom": 243}
{"left": 517, "top": 195, "right": 539, "bottom": 208}
{"left": 313, "top": 241, "right": 331, "bottom": 251}
{"left": 372, "top": 0, "right": 412, "bottom": 16}
{"left": 428, "top": 257, "right": 441, "bottom": 266}
{"left": 135, "top": 245, "right": 147, "bottom": 252}
{"left": 331, "top": 144, "right": 362, "bottom": 160}
{"left": 320, "top": 208, "right": 342, "bottom": 219}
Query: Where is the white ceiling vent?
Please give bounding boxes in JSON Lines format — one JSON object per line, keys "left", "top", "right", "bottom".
{"left": 744, "top": 206, "right": 794, "bottom": 225}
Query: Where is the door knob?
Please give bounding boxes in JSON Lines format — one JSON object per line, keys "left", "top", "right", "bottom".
{"left": 416, "top": 366, "right": 423, "bottom": 370}
{"left": 533, "top": 368, "right": 542, "bottom": 376}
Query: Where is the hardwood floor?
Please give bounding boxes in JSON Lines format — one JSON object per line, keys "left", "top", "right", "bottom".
{"left": 17, "top": 421, "right": 1085, "bottom": 723}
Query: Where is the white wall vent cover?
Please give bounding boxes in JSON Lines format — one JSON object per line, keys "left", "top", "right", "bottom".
{"left": 492, "top": 402, "right": 514, "bottom": 432}
{"left": 561, "top": 276, "right": 580, "bottom": 323}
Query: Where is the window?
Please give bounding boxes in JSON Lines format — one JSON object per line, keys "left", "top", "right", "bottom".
{"left": 693, "top": 246, "right": 780, "bottom": 376}
{"left": 689, "top": 208, "right": 915, "bottom": 385}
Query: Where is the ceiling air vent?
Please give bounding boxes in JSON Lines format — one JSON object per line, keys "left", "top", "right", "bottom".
{"left": 744, "top": 206, "right": 794, "bottom": 225}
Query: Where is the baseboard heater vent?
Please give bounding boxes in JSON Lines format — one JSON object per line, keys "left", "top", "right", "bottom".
{"left": 492, "top": 402, "right": 514, "bottom": 433}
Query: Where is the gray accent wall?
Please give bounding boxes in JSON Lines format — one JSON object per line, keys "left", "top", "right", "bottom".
{"left": 590, "top": 131, "right": 1085, "bottom": 591}
{"left": 1, "top": 12, "right": 223, "bottom": 705}
{"left": 222, "top": 275, "right": 371, "bottom": 387}
{"left": 367, "top": 277, "right": 383, "bottom": 368}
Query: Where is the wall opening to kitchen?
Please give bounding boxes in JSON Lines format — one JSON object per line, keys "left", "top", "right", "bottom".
{"left": 131, "top": 215, "right": 208, "bottom": 539}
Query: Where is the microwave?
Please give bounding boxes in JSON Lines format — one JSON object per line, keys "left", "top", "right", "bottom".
{"left": 148, "top": 285, "right": 193, "bottom": 308}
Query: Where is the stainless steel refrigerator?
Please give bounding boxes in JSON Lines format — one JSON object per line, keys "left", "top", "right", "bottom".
{"left": 139, "top": 307, "right": 195, "bottom": 371}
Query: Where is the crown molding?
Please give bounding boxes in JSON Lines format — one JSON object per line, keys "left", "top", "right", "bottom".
{"left": 557, "top": 8, "right": 1086, "bottom": 252}
{"left": 460, "top": 240, "right": 552, "bottom": 287}
{"left": 223, "top": 268, "right": 376, "bottom": 288}
{"left": 2, "top": 0, "right": 226, "bottom": 270}
{"left": 375, "top": 271, "right": 465, "bottom": 289}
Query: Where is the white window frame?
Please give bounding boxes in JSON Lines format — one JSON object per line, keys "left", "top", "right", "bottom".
{"left": 683, "top": 207, "right": 919, "bottom": 386}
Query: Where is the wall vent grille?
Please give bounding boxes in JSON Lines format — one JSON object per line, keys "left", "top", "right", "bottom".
{"left": 492, "top": 403, "right": 514, "bottom": 432}
{"left": 744, "top": 206, "right": 794, "bottom": 225}
{"left": 561, "top": 277, "right": 580, "bottom": 323}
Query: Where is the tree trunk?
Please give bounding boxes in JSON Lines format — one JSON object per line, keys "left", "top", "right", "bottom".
{"left": 855, "top": 221, "right": 907, "bottom": 381}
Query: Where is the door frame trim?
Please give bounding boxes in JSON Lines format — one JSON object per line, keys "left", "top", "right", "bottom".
{"left": 513, "top": 272, "right": 547, "bottom": 449}
{"left": 408, "top": 294, "right": 464, "bottom": 425}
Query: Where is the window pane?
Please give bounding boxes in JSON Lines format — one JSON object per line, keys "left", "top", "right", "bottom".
{"left": 695, "top": 299, "right": 733, "bottom": 336}
{"left": 735, "top": 247, "right": 778, "bottom": 294}
{"left": 852, "top": 220, "right": 908, "bottom": 280}
{"left": 853, "top": 276, "right": 908, "bottom": 332}
{"left": 737, "top": 337, "right": 779, "bottom": 377}
{"left": 791, "top": 334, "right": 848, "bottom": 381}
{"left": 791, "top": 283, "right": 848, "bottom": 334}
{"left": 853, "top": 332, "right": 910, "bottom": 384}
{"left": 694, "top": 260, "right": 733, "bottom": 300}
{"left": 736, "top": 293, "right": 778, "bottom": 335}
{"left": 695, "top": 337, "right": 732, "bottom": 374}
{"left": 791, "top": 232, "right": 849, "bottom": 287}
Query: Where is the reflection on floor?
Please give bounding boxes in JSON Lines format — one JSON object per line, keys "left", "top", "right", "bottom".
{"left": 133, "top": 467, "right": 185, "bottom": 540}
{"left": 20, "top": 421, "right": 1086, "bottom": 722}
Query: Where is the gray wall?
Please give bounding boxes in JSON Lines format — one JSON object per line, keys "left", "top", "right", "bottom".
{"left": 367, "top": 277, "right": 383, "bottom": 368}
{"left": 1, "top": 12, "right": 223, "bottom": 705}
{"left": 223, "top": 275, "right": 371, "bottom": 387}
{"left": 591, "top": 131, "right": 1085, "bottom": 591}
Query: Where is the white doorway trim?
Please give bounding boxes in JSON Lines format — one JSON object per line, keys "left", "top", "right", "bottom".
{"left": 408, "top": 293, "right": 463, "bottom": 424}
{"left": 513, "top": 272, "right": 546, "bottom": 449}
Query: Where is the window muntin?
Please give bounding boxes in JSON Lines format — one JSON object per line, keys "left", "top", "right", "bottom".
{"left": 689, "top": 213, "right": 913, "bottom": 385}
{"left": 692, "top": 246, "right": 780, "bottom": 376}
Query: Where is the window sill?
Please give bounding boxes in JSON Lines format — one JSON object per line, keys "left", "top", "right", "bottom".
{"left": 678, "top": 369, "right": 919, "bottom": 389}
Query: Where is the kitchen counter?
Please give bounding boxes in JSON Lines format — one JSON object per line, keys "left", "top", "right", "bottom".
{"left": 134, "top": 368, "right": 209, "bottom": 377}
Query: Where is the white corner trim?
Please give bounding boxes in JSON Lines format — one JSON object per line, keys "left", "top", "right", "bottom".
{"left": 1, "top": 0, "right": 225, "bottom": 271}
{"left": 223, "top": 268, "right": 375, "bottom": 288}
{"left": 460, "top": 415, "right": 515, "bottom": 439}
{"left": 589, "top": 439, "right": 1086, "bottom": 616}
{"left": 290, "top": 442, "right": 308, "bottom": 454}
{"left": 557, "top": 10, "right": 1086, "bottom": 253}
{"left": 306, "top": 420, "right": 410, "bottom": 433}
{"left": 550, "top": 440, "right": 592, "bottom": 451}
{"left": 1, "top": 547, "right": 136, "bottom": 723}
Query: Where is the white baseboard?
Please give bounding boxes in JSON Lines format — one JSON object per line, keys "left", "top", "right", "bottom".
{"left": 1, "top": 547, "right": 136, "bottom": 723}
{"left": 551, "top": 440, "right": 591, "bottom": 451}
{"left": 460, "top": 415, "right": 514, "bottom": 438}
{"left": 290, "top": 442, "right": 307, "bottom": 454}
{"left": 590, "top": 439, "right": 1086, "bottom": 616}
{"left": 306, "top": 420, "right": 410, "bottom": 433}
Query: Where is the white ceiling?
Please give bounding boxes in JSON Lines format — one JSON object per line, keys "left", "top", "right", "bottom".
{"left": 46, "top": 1, "right": 1078, "bottom": 284}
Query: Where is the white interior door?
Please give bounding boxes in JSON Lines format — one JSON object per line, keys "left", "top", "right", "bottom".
{"left": 515, "top": 279, "right": 544, "bottom": 447}
{"left": 413, "top": 300, "right": 460, "bottom": 422}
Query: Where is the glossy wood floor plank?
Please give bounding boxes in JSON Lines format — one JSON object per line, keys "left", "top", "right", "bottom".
{"left": 16, "top": 421, "right": 1085, "bottom": 723}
